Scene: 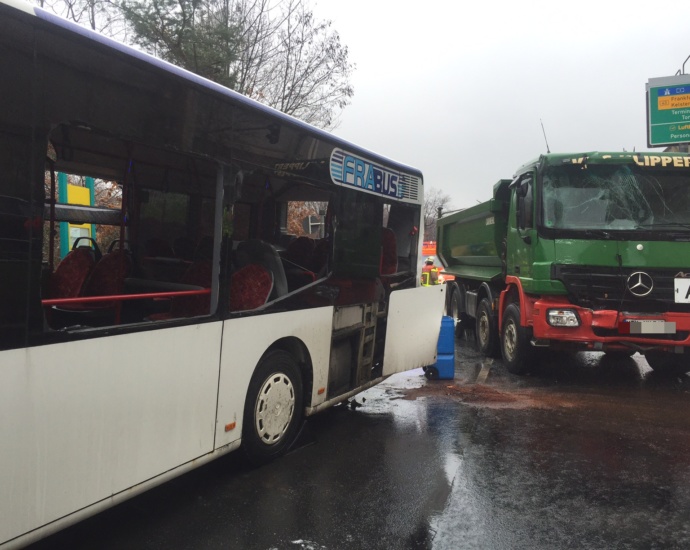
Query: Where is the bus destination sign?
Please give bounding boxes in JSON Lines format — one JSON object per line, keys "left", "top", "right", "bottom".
{"left": 330, "top": 148, "right": 402, "bottom": 199}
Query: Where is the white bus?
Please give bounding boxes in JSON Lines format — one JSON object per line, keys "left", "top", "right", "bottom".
{"left": 0, "top": 1, "right": 446, "bottom": 547}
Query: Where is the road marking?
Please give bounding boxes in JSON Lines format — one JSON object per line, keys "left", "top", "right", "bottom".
{"left": 476, "top": 360, "right": 492, "bottom": 384}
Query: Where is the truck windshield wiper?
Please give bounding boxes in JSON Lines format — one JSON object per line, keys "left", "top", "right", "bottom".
{"left": 582, "top": 229, "right": 612, "bottom": 239}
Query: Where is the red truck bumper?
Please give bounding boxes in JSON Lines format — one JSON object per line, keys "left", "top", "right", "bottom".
{"left": 527, "top": 296, "right": 690, "bottom": 351}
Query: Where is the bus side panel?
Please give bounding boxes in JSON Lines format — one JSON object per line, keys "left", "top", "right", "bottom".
{"left": 0, "top": 323, "right": 222, "bottom": 546}
{"left": 382, "top": 286, "right": 447, "bottom": 376}
{"left": 215, "top": 307, "right": 334, "bottom": 448}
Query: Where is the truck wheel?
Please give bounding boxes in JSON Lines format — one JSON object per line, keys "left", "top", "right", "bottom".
{"left": 501, "top": 303, "right": 533, "bottom": 374}
{"left": 447, "top": 286, "right": 464, "bottom": 338}
{"left": 644, "top": 351, "right": 690, "bottom": 376}
{"left": 476, "top": 298, "right": 500, "bottom": 357}
{"left": 242, "top": 350, "right": 303, "bottom": 464}
{"left": 447, "top": 285, "right": 460, "bottom": 319}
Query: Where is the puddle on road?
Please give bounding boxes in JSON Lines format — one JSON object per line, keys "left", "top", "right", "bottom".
{"left": 350, "top": 370, "right": 552, "bottom": 411}
{"left": 399, "top": 382, "right": 578, "bottom": 410}
{"left": 360, "top": 368, "right": 580, "bottom": 411}
{"left": 359, "top": 362, "right": 690, "bottom": 426}
{"left": 397, "top": 373, "right": 690, "bottom": 428}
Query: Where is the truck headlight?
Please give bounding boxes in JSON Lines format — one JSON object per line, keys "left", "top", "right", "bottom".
{"left": 547, "top": 309, "right": 580, "bottom": 327}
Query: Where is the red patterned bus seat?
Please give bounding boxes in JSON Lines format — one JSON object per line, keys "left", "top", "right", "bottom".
{"left": 48, "top": 247, "right": 96, "bottom": 299}
{"left": 229, "top": 264, "right": 273, "bottom": 312}
{"left": 380, "top": 227, "right": 398, "bottom": 276}
{"left": 82, "top": 249, "right": 132, "bottom": 304}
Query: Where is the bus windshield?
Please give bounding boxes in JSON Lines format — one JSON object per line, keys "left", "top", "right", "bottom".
{"left": 541, "top": 163, "right": 690, "bottom": 233}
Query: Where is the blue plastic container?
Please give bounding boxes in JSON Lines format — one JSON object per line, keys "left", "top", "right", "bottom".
{"left": 433, "top": 353, "right": 455, "bottom": 379}
{"left": 437, "top": 316, "right": 455, "bottom": 355}
{"left": 427, "top": 316, "right": 455, "bottom": 379}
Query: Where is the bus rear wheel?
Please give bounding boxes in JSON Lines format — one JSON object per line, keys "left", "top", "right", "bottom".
{"left": 242, "top": 350, "right": 303, "bottom": 463}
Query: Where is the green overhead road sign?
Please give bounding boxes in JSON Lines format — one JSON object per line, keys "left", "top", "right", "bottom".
{"left": 647, "top": 75, "right": 690, "bottom": 147}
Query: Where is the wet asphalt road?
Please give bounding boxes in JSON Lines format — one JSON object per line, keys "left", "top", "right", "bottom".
{"left": 29, "top": 334, "right": 690, "bottom": 550}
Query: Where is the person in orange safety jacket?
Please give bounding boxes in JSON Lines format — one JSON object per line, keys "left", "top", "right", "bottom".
{"left": 421, "top": 256, "right": 440, "bottom": 286}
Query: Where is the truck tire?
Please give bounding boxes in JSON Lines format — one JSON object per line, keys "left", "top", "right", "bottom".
{"left": 501, "top": 303, "right": 533, "bottom": 374}
{"left": 447, "top": 285, "right": 460, "bottom": 319}
{"left": 447, "top": 285, "right": 467, "bottom": 338}
{"left": 644, "top": 351, "right": 690, "bottom": 376}
{"left": 476, "top": 298, "right": 500, "bottom": 357}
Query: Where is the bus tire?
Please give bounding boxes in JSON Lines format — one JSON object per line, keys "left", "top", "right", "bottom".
{"left": 476, "top": 298, "right": 500, "bottom": 357}
{"left": 501, "top": 302, "right": 532, "bottom": 375}
{"left": 242, "top": 350, "right": 304, "bottom": 464}
{"left": 644, "top": 351, "right": 690, "bottom": 376}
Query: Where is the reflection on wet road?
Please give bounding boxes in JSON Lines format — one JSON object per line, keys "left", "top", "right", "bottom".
{"left": 30, "top": 337, "right": 690, "bottom": 550}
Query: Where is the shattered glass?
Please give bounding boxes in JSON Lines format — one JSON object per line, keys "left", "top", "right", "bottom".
{"left": 541, "top": 164, "right": 690, "bottom": 232}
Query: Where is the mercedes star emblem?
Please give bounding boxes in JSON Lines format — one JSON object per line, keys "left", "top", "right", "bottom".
{"left": 626, "top": 271, "right": 654, "bottom": 297}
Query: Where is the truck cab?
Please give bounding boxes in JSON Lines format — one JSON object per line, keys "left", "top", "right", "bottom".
{"left": 439, "top": 152, "right": 690, "bottom": 375}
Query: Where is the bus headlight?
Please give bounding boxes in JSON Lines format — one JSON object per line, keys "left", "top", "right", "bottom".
{"left": 547, "top": 309, "right": 580, "bottom": 327}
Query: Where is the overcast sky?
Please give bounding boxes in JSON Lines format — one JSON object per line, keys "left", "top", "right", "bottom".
{"left": 312, "top": 0, "right": 690, "bottom": 211}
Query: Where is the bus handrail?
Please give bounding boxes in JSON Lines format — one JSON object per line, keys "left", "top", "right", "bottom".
{"left": 41, "top": 288, "right": 211, "bottom": 307}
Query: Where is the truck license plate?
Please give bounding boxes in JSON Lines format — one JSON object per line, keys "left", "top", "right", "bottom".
{"left": 619, "top": 320, "right": 676, "bottom": 334}
{"left": 675, "top": 277, "right": 690, "bottom": 303}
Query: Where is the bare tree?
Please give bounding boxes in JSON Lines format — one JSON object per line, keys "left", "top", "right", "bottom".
{"left": 233, "top": 0, "right": 353, "bottom": 128}
{"left": 36, "top": 0, "right": 354, "bottom": 128}
{"left": 117, "top": 0, "right": 353, "bottom": 129}
{"left": 120, "top": 0, "right": 241, "bottom": 87}
{"left": 38, "top": 0, "right": 125, "bottom": 37}
{"left": 423, "top": 187, "right": 452, "bottom": 241}
{"left": 231, "top": 0, "right": 286, "bottom": 98}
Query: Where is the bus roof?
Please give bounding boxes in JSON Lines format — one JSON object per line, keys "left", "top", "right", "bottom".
{"left": 7, "top": 0, "right": 422, "bottom": 180}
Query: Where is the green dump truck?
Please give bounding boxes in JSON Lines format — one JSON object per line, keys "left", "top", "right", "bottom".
{"left": 437, "top": 151, "right": 690, "bottom": 374}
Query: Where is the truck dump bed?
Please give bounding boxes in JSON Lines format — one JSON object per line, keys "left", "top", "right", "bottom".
{"left": 437, "top": 179, "right": 511, "bottom": 283}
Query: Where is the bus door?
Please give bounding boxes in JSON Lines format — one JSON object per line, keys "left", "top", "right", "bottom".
{"left": 326, "top": 189, "right": 446, "bottom": 397}
{"left": 382, "top": 284, "right": 446, "bottom": 376}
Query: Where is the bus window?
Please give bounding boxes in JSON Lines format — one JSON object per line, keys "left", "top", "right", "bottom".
{"left": 41, "top": 123, "right": 220, "bottom": 329}
{"left": 333, "top": 188, "right": 381, "bottom": 279}
{"left": 385, "top": 202, "right": 421, "bottom": 274}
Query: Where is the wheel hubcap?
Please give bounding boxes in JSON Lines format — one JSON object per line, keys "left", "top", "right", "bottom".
{"left": 255, "top": 372, "right": 295, "bottom": 445}
{"left": 504, "top": 322, "right": 517, "bottom": 361}
{"left": 479, "top": 314, "right": 489, "bottom": 346}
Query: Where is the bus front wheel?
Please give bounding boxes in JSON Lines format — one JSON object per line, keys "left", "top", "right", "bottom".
{"left": 242, "top": 350, "right": 304, "bottom": 464}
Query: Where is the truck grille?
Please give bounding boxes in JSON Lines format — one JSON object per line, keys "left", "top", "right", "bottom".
{"left": 551, "top": 265, "right": 690, "bottom": 313}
